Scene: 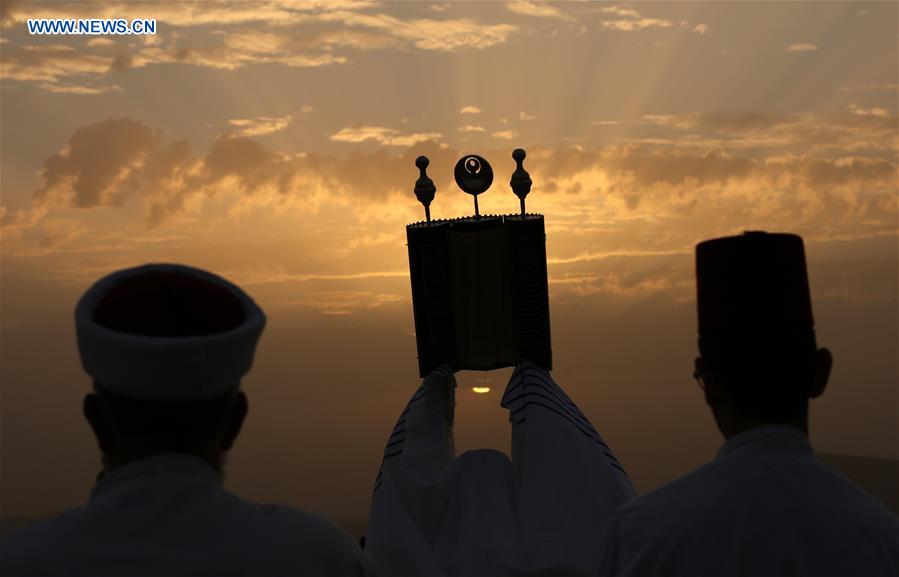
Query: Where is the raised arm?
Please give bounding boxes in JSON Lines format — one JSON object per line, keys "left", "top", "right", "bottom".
{"left": 366, "top": 365, "right": 456, "bottom": 576}
{"left": 501, "top": 360, "right": 637, "bottom": 573}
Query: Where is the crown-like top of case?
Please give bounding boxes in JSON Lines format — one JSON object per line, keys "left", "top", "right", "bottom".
{"left": 407, "top": 213, "right": 544, "bottom": 229}
{"left": 411, "top": 149, "right": 537, "bottom": 223}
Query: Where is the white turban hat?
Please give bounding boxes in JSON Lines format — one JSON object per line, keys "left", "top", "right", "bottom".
{"left": 75, "top": 264, "right": 266, "bottom": 402}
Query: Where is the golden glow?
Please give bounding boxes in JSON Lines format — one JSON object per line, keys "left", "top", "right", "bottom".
{"left": 472, "top": 387, "right": 491, "bottom": 394}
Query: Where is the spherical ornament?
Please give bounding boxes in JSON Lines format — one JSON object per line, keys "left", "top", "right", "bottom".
{"left": 454, "top": 154, "right": 494, "bottom": 196}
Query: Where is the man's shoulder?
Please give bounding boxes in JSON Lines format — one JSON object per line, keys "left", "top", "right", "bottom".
{"left": 1, "top": 507, "right": 85, "bottom": 547}
{"left": 619, "top": 461, "right": 723, "bottom": 518}
{"left": 252, "top": 503, "right": 354, "bottom": 543}
{"left": 209, "top": 493, "right": 355, "bottom": 547}
{"left": 1, "top": 499, "right": 372, "bottom": 576}
{"left": 0, "top": 507, "right": 87, "bottom": 573}
{"left": 808, "top": 459, "right": 899, "bottom": 528}
{"left": 617, "top": 453, "right": 899, "bottom": 534}
{"left": 235, "top": 502, "right": 371, "bottom": 570}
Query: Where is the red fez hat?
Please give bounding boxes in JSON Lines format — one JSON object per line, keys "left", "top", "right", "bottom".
{"left": 696, "top": 231, "right": 814, "bottom": 336}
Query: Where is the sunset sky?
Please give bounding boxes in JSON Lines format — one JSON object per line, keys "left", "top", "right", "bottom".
{"left": 1, "top": 1, "right": 896, "bottom": 525}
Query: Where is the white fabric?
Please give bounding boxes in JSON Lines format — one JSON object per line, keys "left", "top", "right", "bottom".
{"left": 0, "top": 454, "right": 374, "bottom": 577}
{"left": 595, "top": 425, "right": 899, "bottom": 577}
{"left": 76, "top": 263, "right": 266, "bottom": 401}
{"left": 367, "top": 362, "right": 636, "bottom": 576}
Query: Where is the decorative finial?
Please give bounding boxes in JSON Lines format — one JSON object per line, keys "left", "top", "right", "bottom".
{"left": 454, "top": 154, "right": 493, "bottom": 218}
{"left": 414, "top": 155, "right": 436, "bottom": 223}
{"left": 510, "top": 148, "right": 531, "bottom": 216}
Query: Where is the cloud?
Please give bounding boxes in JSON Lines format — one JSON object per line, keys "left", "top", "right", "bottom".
{"left": 631, "top": 111, "right": 898, "bottom": 154}
{"left": 787, "top": 43, "right": 818, "bottom": 52}
{"left": 1, "top": 3, "right": 519, "bottom": 93}
{"left": 0, "top": 32, "right": 351, "bottom": 93}
{"left": 1, "top": 1, "right": 382, "bottom": 29}
{"left": 15, "top": 121, "right": 419, "bottom": 228}
{"left": 594, "top": 120, "right": 620, "bottom": 126}
{"left": 459, "top": 105, "right": 482, "bottom": 114}
{"left": 550, "top": 270, "right": 683, "bottom": 299}
{"left": 315, "top": 11, "right": 517, "bottom": 52}
{"left": 6, "top": 111, "right": 895, "bottom": 254}
{"left": 278, "top": 290, "right": 406, "bottom": 315}
{"left": 491, "top": 130, "right": 519, "bottom": 140}
{"left": 330, "top": 126, "right": 442, "bottom": 146}
{"left": 692, "top": 23, "right": 709, "bottom": 35}
{"left": 519, "top": 111, "right": 539, "bottom": 120}
{"left": 0, "top": 43, "right": 115, "bottom": 84}
{"left": 140, "top": 40, "right": 350, "bottom": 71}
{"left": 506, "top": 1, "right": 575, "bottom": 21}
{"left": 38, "top": 83, "right": 123, "bottom": 95}
{"left": 220, "top": 28, "right": 400, "bottom": 58}
{"left": 86, "top": 38, "right": 115, "bottom": 47}
{"left": 600, "top": 6, "right": 641, "bottom": 19}
{"left": 602, "top": 18, "right": 672, "bottom": 31}
{"left": 229, "top": 115, "right": 295, "bottom": 137}
{"left": 458, "top": 125, "right": 486, "bottom": 132}
{"left": 3, "top": 122, "right": 894, "bottom": 326}
{"left": 640, "top": 114, "right": 698, "bottom": 130}
{"left": 840, "top": 82, "right": 898, "bottom": 93}
{"left": 848, "top": 103, "right": 890, "bottom": 118}
{"left": 235, "top": 268, "right": 408, "bottom": 286}
{"left": 32, "top": 117, "right": 162, "bottom": 208}
{"left": 597, "top": 4, "right": 679, "bottom": 31}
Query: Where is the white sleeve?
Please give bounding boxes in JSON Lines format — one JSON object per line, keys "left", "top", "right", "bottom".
{"left": 501, "top": 361, "right": 637, "bottom": 574}
{"left": 365, "top": 366, "right": 456, "bottom": 577}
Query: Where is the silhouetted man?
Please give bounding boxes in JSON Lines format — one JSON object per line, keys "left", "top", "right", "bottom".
{"left": 0, "top": 264, "right": 373, "bottom": 577}
{"left": 367, "top": 362, "right": 635, "bottom": 575}
{"left": 595, "top": 231, "right": 899, "bottom": 576}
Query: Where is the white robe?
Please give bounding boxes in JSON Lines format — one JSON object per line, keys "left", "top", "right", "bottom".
{"left": 594, "top": 425, "right": 899, "bottom": 577}
{"left": 366, "top": 362, "right": 636, "bottom": 576}
{"left": 0, "top": 453, "right": 374, "bottom": 576}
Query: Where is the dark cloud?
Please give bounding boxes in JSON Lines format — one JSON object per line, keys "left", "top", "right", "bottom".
{"left": 109, "top": 53, "right": 132, "bottom": 72}
{"left": 204, "top": 133, "right": 276, "bottom": 180}
{"left": 34, "top": 117, "right": 159, "bottom": 207}
{"left": 612, "top": 147, "right": 756, "bottom": 187}
{"left": 638, "top": 111, "right": 897, "bottom": 156}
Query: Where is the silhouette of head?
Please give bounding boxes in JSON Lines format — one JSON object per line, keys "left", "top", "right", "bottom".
{"left": 84, "top": 385, "right": 248, "bottom": 472}
{"left": 693, "top": 232, "right": 832, "bottom": 438}
{"left": 75, "top": 264, "right": 266, "bottom": 472}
